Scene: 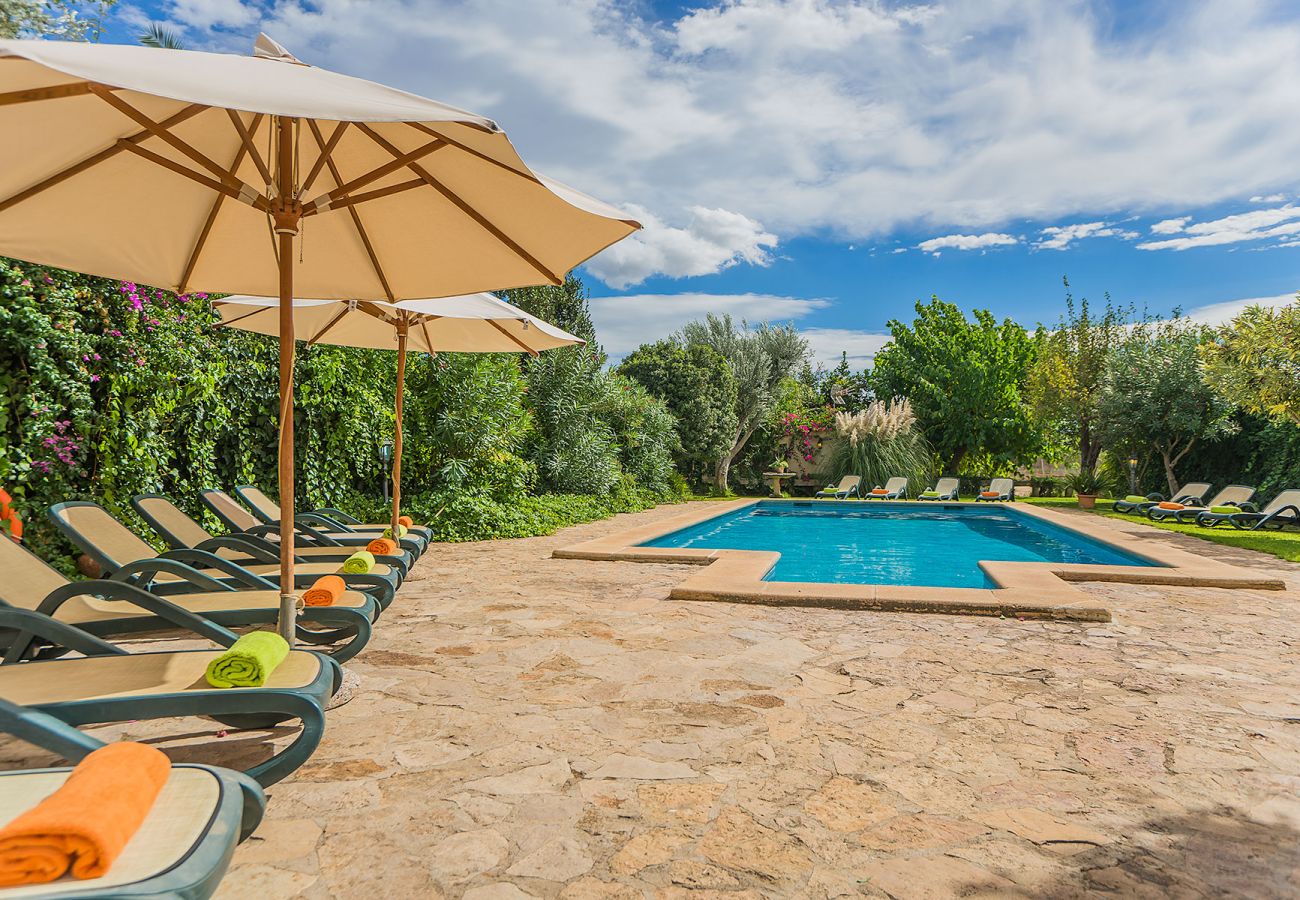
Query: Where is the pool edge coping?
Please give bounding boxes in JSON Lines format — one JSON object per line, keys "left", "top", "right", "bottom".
{"left": 552, "top": 499, "right": 1288, "bottom": 622}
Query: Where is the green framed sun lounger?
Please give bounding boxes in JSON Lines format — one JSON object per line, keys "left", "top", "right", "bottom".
{"left": 0, "top": 699, "right": 265, "bottom": 898}
{"left": 48, "top": 502, "right": 398, "bottom": 608}
{"left": 863, "top": 477, "right": 908, "bottom": 500}
{"left": 0, "top": 608, "right": 338, "bottom": 787}
{"left": 917, "top": 477, "right": 960, "bottom": 501}
{"left": 1114, "top": 481, "right": 1211, "bottom": 515}
{"left": 974, "top": 478, "right": 1014, "bottom": 502}
{"left": 132, "top": 494, "right": 411, "bottom": 578}
{"left": 815, "top": 476, "right": 861, "bottom": 499}
{"left": 0, "top": 536, "right": 374, "bottom": 664}
{"left": 234, "top": 484, "right": 432, "bottom": 549}
{"left": 1147, "top": 485, "right": 1255, "bottom": 523}
{"left": 200, "top": 489, "right": 425, "bottom": 560}
{"left": 1196, "top": 489, "right": 1300, "bottom": 530}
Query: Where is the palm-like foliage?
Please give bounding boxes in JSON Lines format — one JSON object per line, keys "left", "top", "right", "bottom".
{"left": 138, "top": 23, "right": 184, "bottom": 49}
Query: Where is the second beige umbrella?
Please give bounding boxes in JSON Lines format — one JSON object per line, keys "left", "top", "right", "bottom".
{"left": 214, "top": 293, "right": 583, "bottom": 535}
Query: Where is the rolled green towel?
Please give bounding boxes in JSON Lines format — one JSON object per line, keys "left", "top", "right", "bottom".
{"left": 382, "top": 525, "right": 408, "bottom": 539}
{"left": 920, "top": 491, "right": 939, "bottom": 498}
{"left": 1209, "top": 505, "right": 1241, "bottom": 514}
{"left": 205, "top": 631, "right": 290, "bottom": 688}
{"left": 341, "top": 550, "right": 375, "bottom": 574}
{"left": 1123, "top": 495, "right": 1148, "bottom": 503}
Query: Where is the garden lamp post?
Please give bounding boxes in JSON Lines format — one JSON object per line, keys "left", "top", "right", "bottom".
{"left": 1127, "top": 456, "right": 1138, "bottom": 495}
{"left": 379, "top": 442, "right": 393, "bottom": 504}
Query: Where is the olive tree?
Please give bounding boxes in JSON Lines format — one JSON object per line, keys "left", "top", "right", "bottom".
{"left": 1200, "top": 299, "right": 1300, "bottom": 426}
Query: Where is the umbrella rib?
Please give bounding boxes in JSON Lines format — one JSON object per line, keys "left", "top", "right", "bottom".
{"left": 354, "top": 124, "right": 564, "bottom": 286}
{"left": 89, "top": 86, "right": 265, "bottom": 200}
{"left": 300, "top": 121, "right": 347, "bottom": 195}
{"left": 117, "top": 140, "right": 269, "bottom": 211}
{"left": 179, "top": 113, "right": 266, "bottom": 294}
{"left": 306, "top": 177, "right": 428, "bottom": 213}
{"left": 406, "top": 122, "right": 538, "bottom": 183}
{"left": 214, "top": 304, "right": 272, "bottom": 328}
{"left": 307, "top": 119, "right": 395, "bottom": 302}
{"left": 487, "top": 319, "right": 540, "bottom": 357}
{"left": 420, "top": 319, "right": 436, "bottom": 353}
{"left": 0, "top": 81, "right": 119, "bottom": 107}
{"left": 302, "top": 138, "right": 447, "bottom": 214}
{"left": 306, "top": 305, "right": 354, "bottom": 345}
{"left": 0, "top": 103, "right": 206, "bottom": 216}
{"left": 226, "top": 109, "right": 273, "bottom": 186}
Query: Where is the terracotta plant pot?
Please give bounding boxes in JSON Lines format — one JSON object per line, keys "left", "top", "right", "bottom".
{"left": 1076, "top": 494, "right": 1098, "bottom": 509}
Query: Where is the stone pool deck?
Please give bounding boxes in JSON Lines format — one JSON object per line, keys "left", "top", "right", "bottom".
{"left": 3, "top": 501, "right": 1299, "bottom": 898}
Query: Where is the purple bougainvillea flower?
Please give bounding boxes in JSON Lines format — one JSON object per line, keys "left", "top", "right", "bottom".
{"left": 89, "top": 374, "right": 100, "bottom": 382}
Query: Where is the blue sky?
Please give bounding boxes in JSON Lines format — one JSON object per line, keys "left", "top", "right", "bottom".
{"left": 95, "top": 0, "right": 1300, "bottom": 364}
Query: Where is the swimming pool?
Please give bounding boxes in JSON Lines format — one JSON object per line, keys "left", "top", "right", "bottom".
{"left": 640, "top": 501, "right": 1160, "bottom": 588}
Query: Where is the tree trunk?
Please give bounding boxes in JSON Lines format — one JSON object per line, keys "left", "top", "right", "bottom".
{"left": 1079, "top": 421, "right": 1100, "bottom": 471}
{"left": 947, "top": 446, "right": 967, "bottom": 474}
{"left": 1160, "top": 451, "right": 1179, "bottom": 497}
{"left": 715, "top": 423, "right": 761, "bottom": 491}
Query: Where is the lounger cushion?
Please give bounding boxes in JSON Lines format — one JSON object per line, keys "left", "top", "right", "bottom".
{"left": 0, "top": 767, "right": 220, "bottom": 897}
{"left": 0, "top": 650, "right": 324, "bottom": 705}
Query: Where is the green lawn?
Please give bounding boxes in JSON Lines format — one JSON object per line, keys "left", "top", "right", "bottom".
{"left": 1020, "top": 496, "right": 1300, "bottom": 563}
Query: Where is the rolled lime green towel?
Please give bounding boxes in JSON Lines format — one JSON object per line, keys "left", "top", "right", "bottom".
{"left": 205, "top": 631, "right": 290, "bottom": 688}
{"left": 341, "top": 550, "right": 375, "bottom": 574}
{"left": 920, "top": 491, "right": 939, "bottom": 498}
{"left": 1209, "top": 505, "right": 1240, "bottom": 514}
{"left": 1123, "top": 495, "right": 1148, "bottom": 503}
{"left": 382, "top": 525, "right": 408, "bottom": 539}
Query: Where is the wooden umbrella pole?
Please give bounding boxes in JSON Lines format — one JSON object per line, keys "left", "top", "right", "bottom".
{"left": 392, "top": 317, "right": 408, "bottom": 536}
{"left": 273, "top": 115, "right": 302, "bottom": 641}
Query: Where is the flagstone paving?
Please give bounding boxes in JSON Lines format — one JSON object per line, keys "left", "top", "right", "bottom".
{"left": 3, "top": 502, "right": 1299, "bottom": 898}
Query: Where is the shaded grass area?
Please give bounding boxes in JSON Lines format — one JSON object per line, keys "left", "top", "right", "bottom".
{"left": 1021, "top": 496, "right": 1300, "bottom": 563}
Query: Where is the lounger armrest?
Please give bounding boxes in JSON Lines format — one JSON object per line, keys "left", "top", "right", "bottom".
{"left": 1145, "top": 492, "right": 1165, "bottom": 501}
{"left": 110, "top": 558, "right": 234, "bottom": 593}
{"left": 1237, "top": 501, "right": 1259, "bottom": 513}
{"left": 288, "top": 520, "right": 345, "bottom": 547}
{"left": 296, "top": 512, "right": 355, "bottom": 532}
{"left": 314, "top": 507, "right": 363, "bottom": 525}
{"left": 0, "top": 607, "right": 128, "bottom": 664}
{"left": 158, "top": 549, "right": 279, "bottom": 590}
{"left": 0, "top": 697, "right": 103, "bottom": 762}
{"left": 195, "top": 535, "right": 287, "bottom": 565}
{"left": 39, "top": 582, "right": 239, "bottom": 648}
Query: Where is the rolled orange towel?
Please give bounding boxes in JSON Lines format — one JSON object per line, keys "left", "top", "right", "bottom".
{"left": 303, "top": 574, "right": 345, "bottom": 607}
{"left": 398, "top": 515, "right": 413, "bottom": 528}
{"left": 980, "top": 491, "right": 1000, "bottom": 498}
{"left": 1157, "top": 501, "right": 1185, "bottom": 510}
{"left": 870, "top": 488, "right": 889, "bottom": 495}
{"left": 366, "top": 537, "right": 398, "bottom": 555}
{"left": 0, "top": 742, "right": 169, "bottom": 886}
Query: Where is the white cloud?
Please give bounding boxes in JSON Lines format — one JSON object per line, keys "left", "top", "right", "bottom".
{"left": 801, "top": 327, "right": 891, "bottom": 368}
{"left": 1137, "top": 205, "right": 1300, "bottom": 251}
{"left": 1183, "top": 293, "right": 1298, "bottom": 326}
{"left": 1035, "top": 221, "right": 1137, "bottom": 250}
{"left": 589, "top": 292, "right": 826, "bottom": 359}
{"left": 151, "top": 1, "right": 1300, "bottom": 281}
{"left": 1251, "top": 193, "right": 1287, "bottom": 203}
{"left": 1150, "top": 216, "right": 1191, "bottom": 234}
{"left": 916, "top": 232, "right": 1018, "bottom": 255}
{"left": 583, "top": 206, "right": 777, "bottom": 290}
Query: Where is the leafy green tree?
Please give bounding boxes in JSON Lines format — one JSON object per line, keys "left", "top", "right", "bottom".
{"left": 617, "top": 340, "right": 736, "bottom": 484}
{"left": 1097, "top": 318, "right": 1237, "bottom": 495}
{"left": 870, "top": 298, "right": 1039, "bottom": 472}
{"left": 1201, "top": 299, "right": 1300, "bottom": 425}
{"left": 504, "top": 276, "right": 599, "bottom": 352}
{"left": 1, "top": 0, "right": 114, "bottom": 39}
{"left": 679, "top": 314, "right": 808, "bottom": 488}
{"left": 1027, "top": 284, "right": 1130, "bottom": 471}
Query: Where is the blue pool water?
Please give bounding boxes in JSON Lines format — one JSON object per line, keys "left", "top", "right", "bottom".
{"left": 641, "top": 501, "right": 1159, "bottom": 588}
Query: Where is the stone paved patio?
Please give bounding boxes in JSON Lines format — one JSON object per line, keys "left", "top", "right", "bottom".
{"left": 4, "top": 502, "right": 1299, "bottom": 898}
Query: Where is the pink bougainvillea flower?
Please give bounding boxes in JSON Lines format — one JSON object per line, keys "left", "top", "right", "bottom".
{"left": 89, "top": 374, "right": 100, "bottom": 382}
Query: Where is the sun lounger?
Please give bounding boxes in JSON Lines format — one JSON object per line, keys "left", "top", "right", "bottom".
{"left": 0, "top": 608, "right": 337, "bottom": 786}
{"left": 863, "top": 477, "right": 908, "bottom": 500}
{"left": 1113, "top": 481, "right": 1211, "bottom": 515}
{"left": 200, "top": 489, "right": 424, "bottom": 560}
{"left": 815, "top": 476, "right": 861, "bottom": 499}
{"left": 974, "top": 478, "right": 1014, "bottom": 502}
{"left": 48, "top": 502, "right": 397, "bottom": 608}
{"left": 234, "top": 484, "right": 432, "bottom": 547}
{"left": 1196, "top": 489, "right": 1300, "bottom": 530}
{"left": 0, "top": 536, "right": 374, "bottom": 664}
{"left": 0, "top": 699, "right": 265, "bottom": 896}
{"left": 132, "top": 494, "right": 410, "bottom": 577}
{"left": 917, "top": 477, "right": 960, "bottom": 501}
{"left": 1147, "top": 485, "right": 1255, "bottom": 523}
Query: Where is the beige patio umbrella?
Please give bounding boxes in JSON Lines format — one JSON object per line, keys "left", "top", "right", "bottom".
{"left": 0, "top": 35, "right": 638, "bottom": 638}
{"left": 212, "top": 293, "right": 583, "bottom": 535}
